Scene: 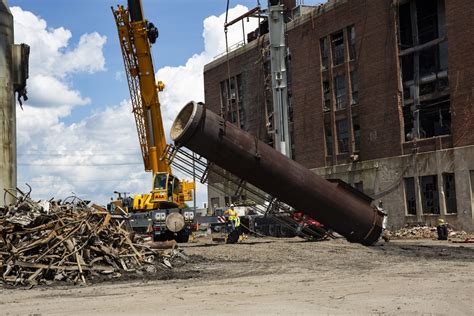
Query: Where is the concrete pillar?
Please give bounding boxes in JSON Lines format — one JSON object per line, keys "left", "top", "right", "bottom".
{"left": 0, "top": 0, "right": 16, "bottom": 205}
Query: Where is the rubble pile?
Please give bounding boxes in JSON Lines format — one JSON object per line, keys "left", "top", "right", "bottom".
{"left": 389, "top": 225, "right": 472, "bottom": 240}
{"left": 390, "top": 226, "right": 438, "bottom": 239}
{"left": 0, "top": 191, "right": 183, "bottom": 287}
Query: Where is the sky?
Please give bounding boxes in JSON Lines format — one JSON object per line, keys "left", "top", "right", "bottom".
{"left": 9, "top": 0, "right": 324, "bottom": 207}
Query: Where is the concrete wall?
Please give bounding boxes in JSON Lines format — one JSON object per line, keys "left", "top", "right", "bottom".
{"left": 312, "top": 145, "right": 474, "bottom": 231}
{"left": 0, "top": 1, "right": 16, "bottom": 205}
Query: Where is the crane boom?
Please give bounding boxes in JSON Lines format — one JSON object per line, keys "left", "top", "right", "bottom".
{"left": 111, "top": 0, "right": 194, "bottom": 211}
{"left": 112, "top": 1, "right": 169, "bottom": 174}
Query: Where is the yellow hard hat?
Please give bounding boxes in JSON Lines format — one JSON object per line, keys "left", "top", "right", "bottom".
{"left": 438, "top": 218, "right": 445, "bottom": 225}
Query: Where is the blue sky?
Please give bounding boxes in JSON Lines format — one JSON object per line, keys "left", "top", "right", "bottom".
{"left": 9, "top": 0, "right": 323, "bottom": 206}
{"left": 10, "top": 0, "right": 265, "bottom": 123}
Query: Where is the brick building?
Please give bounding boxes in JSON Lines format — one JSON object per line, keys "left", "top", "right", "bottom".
{"left": 203, "top": 0, "right": 474, "bottom": 231}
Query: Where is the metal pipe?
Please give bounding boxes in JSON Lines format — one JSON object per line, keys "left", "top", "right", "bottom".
{"left": 0, "top": 0, "right": 16, "bottom": 205}
{"left": 171, "top": 102, "right": 386, "bottom": 245}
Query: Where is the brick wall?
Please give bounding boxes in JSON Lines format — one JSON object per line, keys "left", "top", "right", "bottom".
{"left": 204, "top": 40, "right": 269, "bottom": 142}
{"left": 203, "top": 0, "right": 473, "bottom": 171}
{"left": 445, "top": 0, "right": 474, "bottom": 147}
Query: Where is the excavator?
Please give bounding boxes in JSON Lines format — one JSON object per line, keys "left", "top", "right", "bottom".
{"left": 110, "top": 0, "right": 195, "bottom": 242}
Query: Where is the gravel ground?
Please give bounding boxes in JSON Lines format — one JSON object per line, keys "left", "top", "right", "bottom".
{"left": 1, "top": 236, "right": 473, "bottom": 315}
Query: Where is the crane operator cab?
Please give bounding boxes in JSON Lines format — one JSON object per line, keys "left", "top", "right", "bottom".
{"left": 149, "top": 172, "right": 182, "bottom": 208}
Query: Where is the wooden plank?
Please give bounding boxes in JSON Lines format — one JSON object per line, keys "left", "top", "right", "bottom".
{"left": 14, "top": 260, "right": 113, "bottom": 272}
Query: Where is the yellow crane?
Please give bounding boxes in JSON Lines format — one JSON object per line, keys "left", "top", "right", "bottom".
{"left": 111, "top": 0, "right": 195, "bottom": 241}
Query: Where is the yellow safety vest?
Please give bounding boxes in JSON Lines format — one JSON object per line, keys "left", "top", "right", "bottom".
{"left": 235, "top": 216, "right": 241, "bottom": 228}
{"left": 225, "top": 209, "right": 240, "bottom": 227}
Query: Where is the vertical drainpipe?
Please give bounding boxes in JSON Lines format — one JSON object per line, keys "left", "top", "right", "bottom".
{"left": 0, "top": 0, "right": 16, "bottom": 205}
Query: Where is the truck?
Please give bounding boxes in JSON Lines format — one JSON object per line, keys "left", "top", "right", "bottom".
{"left": 109, "top": 0, "right": 195, "bottom": 242}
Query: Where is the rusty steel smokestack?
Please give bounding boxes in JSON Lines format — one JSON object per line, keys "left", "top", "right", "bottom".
{"left": 0, "top": 0, "right": 16, "bottom": 204}
{"left": 171, "top": 102, "right": 386, "bottom": 245}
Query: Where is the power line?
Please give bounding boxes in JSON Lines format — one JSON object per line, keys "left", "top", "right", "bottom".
{"left": 18, "top": 153, "right": 141, "bottom": 157}
{"left": 20, "top": 178, "right": 149, "bottom": 183}
{"left": 18, "top": 162, "right": 142, "bottom": 166}
{"left": 18, "top": 150, "right": 140, "bottom": 154}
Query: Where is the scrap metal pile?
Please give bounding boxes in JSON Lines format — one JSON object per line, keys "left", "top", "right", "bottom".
{"left": 0, "top": 190, "right": 185, "bottom": 287}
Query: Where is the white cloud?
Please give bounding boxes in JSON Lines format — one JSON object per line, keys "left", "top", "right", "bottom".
{"left": 11, "top": 7, "right": 106, "bottom": 78}
{"left": 57, "top": 32, "right": 107, "bottom": 75}
{"left": 27, "top": 74, "right": 90, "bottom": 108}
{"left": 12, "top": 4, "right": 256, "bottom": 208}
{"left": 11, "top": 5, "right": 105, "bottom": 118}
{"left": 18, "top": 100, "right": 150, "bottom": 202}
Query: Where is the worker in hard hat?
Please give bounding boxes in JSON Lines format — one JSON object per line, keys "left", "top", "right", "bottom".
{"left": 225, "top": 204, "right": 241, "bottom": 244}
{"left": 437, "top": 218, "right": 448, "bottom": 240}
{"left": 224, "top": 204, "right": 239, "bottom": 229}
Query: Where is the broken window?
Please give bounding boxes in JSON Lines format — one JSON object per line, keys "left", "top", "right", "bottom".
{"left": 416, "top": 0, "right": 439, "bottom": 44}
{"left": 228, "top": 77, "right": 236, "bottom": 101}
{"left": 420, "top": 175, "right": 440, "bottom": 214}
{"left": 352, "top": 116, "right": 360, "bottom": 152}
{"left": 323, "top": 80, "right": 331, "bottom": 111}
{"left": 404, "top": 177, "right": 416, "bottom": 215}
{"left": 398, "top": 0, "right": 450, "bottom": 141}
{"left": 403, "top": 106, "right": 414, "bottom": 141}
{"left": 331, "top": 31, "right": 344, "bottom": 66}
{"left": 220, "top": 75, "right": 245, "bottom": 128}
{"left": 336, "top": 119, "right": 349, "bottom": 154}
{"left": 347, "top": 25, "right": 356, "bottom": 61}
{"left": 418, "top": 97, "right": 451, "bottom": 138}
{"left": 350, "top": 71, "right": 358, "bottom": 104}
{"left": 401, "top": 54, "right": 414, "bottom": 83}
{"left": 399, "top": 2, "right": 413, "bottom": 48}
{"left": 219, "top": 81, "right": 227, "bottom": 115}
{"left": 334, "top": 75, "right": 346, "bottom": 110}
{"left": 237, "top": 74, "right": 245, "bottom": 129}
{"left": 439, "top": 42, "right": 448, "bottom": 71}
{"left": 419, "top": 46, "right": 438, "bottom": 78}
{"left": 230, "top": 111, "right": 237, "bottom": 124}
{"left": 320, "top": 37, "right": 329, "bottom": 70}
{"left": 443, "top": 173, "right": 457, "bottom": 214}
{"left": 324, "top": 121, "right": 333, "bottom": 156}
{"left": 354, "top": 181, "right": 363, "bottom": 193}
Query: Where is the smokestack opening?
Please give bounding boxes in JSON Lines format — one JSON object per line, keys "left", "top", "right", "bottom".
{"left": 171, "top": 101, "right": 202, "bottom": 144}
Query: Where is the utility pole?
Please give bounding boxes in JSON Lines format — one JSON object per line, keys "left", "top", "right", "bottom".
{"left": 268, "top": 0, "right": 291, "bottom": 158}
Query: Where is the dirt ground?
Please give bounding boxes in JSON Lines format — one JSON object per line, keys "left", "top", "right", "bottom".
{"left": 1, "top": 236, "right": 473, "bottom": 315}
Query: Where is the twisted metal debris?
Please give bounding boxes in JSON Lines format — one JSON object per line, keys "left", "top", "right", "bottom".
{"left": 0, "top": 187, "right": 185, "bottom": 287}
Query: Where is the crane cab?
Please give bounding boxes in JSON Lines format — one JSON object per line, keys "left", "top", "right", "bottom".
{"left": 150, "top": 172, "right": 182, "bottom": 207}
